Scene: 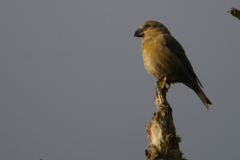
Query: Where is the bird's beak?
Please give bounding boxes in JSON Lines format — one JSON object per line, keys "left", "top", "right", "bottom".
{"left": 134, "top": 28, "right": 144, "bottom": 37}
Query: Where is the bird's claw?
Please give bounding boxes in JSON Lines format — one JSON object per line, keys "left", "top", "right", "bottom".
{"left": 165, "top": 83, "right": 171, "bottom": 93}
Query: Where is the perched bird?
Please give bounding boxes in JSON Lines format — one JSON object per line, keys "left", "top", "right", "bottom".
{"left": 134, "top": 20, "right": 212, "bottom": 109}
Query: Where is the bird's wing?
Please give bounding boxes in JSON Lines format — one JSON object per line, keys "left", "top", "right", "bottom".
{"left": 163, "top": 34, "right": 203, "bottom": 88}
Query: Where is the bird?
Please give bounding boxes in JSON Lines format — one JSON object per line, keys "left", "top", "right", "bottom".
{"left": 134, "top": 20, "right": 212, "bottom": 109}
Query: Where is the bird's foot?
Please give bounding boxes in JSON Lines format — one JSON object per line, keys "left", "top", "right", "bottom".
{"left": 156, "top": 78, "right": 170, "bottom": 93}
{"left": 165, "top": 83, "right": 171, "bottom": 93}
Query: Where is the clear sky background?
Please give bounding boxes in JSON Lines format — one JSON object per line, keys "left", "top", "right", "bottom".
{"left": 1, "top": 1, "right": 240, "bottom": 160}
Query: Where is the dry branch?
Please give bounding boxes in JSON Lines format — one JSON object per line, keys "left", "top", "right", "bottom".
{"left": 145, "top": 77, "right": 184, "bottom": 160}
{"left": 228, "top": 8, "right": 240, "bottom": 20}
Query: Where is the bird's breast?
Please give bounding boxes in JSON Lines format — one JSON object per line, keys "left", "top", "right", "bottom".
{"left": 141, "top": 38, "right": 185, "bottom": 80}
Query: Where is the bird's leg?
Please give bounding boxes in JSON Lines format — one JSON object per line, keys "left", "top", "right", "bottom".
{"left": 154, "top": 76, "right": 168, "bottom": 109}
{"left": 165, "top": 83, "right": 171, "bottom": 93}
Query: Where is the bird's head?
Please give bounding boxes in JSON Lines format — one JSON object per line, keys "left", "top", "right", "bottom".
{"left": 134, "top": 20, "right": 170, "bottom": 39}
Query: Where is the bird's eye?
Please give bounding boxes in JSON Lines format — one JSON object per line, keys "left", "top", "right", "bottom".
{"left": 146, "top": 24, "right": 150, "bottom": 28}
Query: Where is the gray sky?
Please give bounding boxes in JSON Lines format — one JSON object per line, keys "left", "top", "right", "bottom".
{"left": 1, "top": 1, "right": 240, "bottom": 160}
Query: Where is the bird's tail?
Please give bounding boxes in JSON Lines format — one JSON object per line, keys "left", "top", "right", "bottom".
{"left": 195, "top": 87, "right": 212, "bottom": 110}
{"left": 186, "top": 81, "right": 212, "bottom": 109}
